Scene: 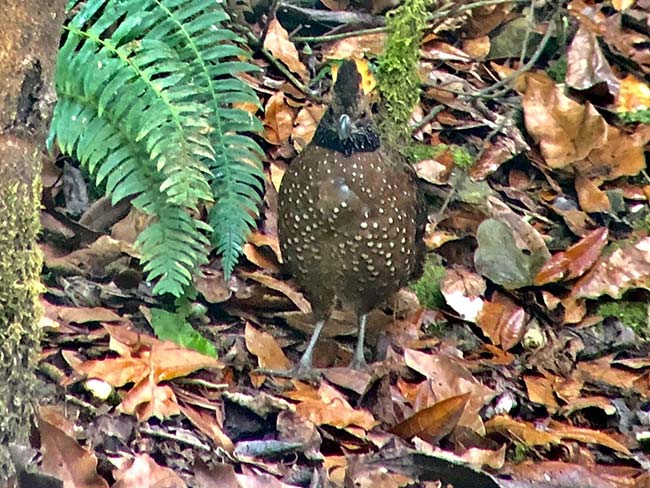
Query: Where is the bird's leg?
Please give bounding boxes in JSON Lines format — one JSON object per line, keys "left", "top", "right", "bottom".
{"left": 349, "top": 313, "right": 368, "bottom": 370}
{"left": 297, "top": 319, "right": 326, "bottom": 373}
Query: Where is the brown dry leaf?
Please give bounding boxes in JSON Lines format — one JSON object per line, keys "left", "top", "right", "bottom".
{"left": 39, "top": 416, "right": 109, "bottom": 488}
{"left": 323, "top": 455, "right": 347, "bottom": 486}
{"left": 241, "top": 270, "right": 311, "bottom": 313}
{"left": 566, "top": 24, "right": 619, "bottom": 94}
{"left": 422, "top": 40, "right": 473, "bottom": 62}
{"left": 149, "top": 342, "right": 221, "bottom": 382}
{"left": 612, "top": 0, "right": 636, "bottom": 9}
{"left": 404, "top": 349, "right": 496, "bottom": 434}
{"left": 194, "top": 268, "right": 232, "bottom": 303}
{"left": 561, "top": 295, "right": 587, "bottom": 324}
{"left": 270, "top": 160, "right": 287, "bottom": 193}
{"left": 485, "top": 415, "right": 562, "bottom": 447}
{"left": 322, "top": 33, "right": 387, "bottom": 60}
{"left": 548, "top": 420, "right": 631, "bottom": 454}
{"left": 459, "top": 445, "right": 506, "bottom": 470}
{"left": 180, "top": 405, "right": 235, "bottom": 453}
{"left": 507, "top": 461, "right": 626, "bottom": 488}
{"left": 524, "top": 375, "right": 560, "bottom": 412}
{"left": 414, "top": 158, "right": 451, "bottom": 186}
{"left": 347, "top": 465, "right": 415, "bottom": 488}
{"left": 520, "top": 71, "right": 607, "bottom": 168}
{"left": 57, "top": 306, "right": 123, "bottom": 324}
{"left": 575, "top": 172, "right": 611, "bottom": 213}
{"left": 616, "top": 73, "right": 650, "bottom": 112}
{"left": 390, "top": 392, "right": 470, "bottom": 444}
{"left": 113, "top": 453, "right": 186, "bottom": 488}
{"left": 118, "top": 376, "right": 180, "bottom": 420}
{"left": 244, "top": 322, "right": 292, "bottom": 371}
{"left": 577, "top": 355, "right": 650, "bottom": 397}
{"left": 39, "top": 405, "right": 77, "bottom": 437}
{"left": 576, "top": 125, "right": 646, "bottom": 182}
{"left": 263, "top": 91, "right": 295, "bottom": 145}
{"left": 289, "top": 381, "right": 377, "bottom": 431}
{"left": 243, "top": 243, "right": 280, "bottom": 273}
{"left": 73, "top": 326, "right": 221, "bottom": 388}
{"left": 263, "top": 18, "right": 308, "bottom": 80}
{"left": 475, "top": 294, "right": 525, "bottom": 350}
{"left": 571, "top": 236, "right": 650, "bottom": 299}
{"left": 73, "top": 356, "right": 149, "bottom": 387}
{"left": 111, "top": 207, "right": 151, "bottom": 245}
{"left": 248, "top": 231, "right": 283, "bottom": 263}
{"left": 45, "top": 235, "right": 132, "bottom": 278}
{"left": 487, "top": 415, "right": 630, "bottom": 454}
{"left": 535, "top": 227, "right": 608, "bottom": 285}
{"left": 462, "top": 35, "right": 491, "bottom": 59}
{"left": 601, "top": 11, "right": 650, "bottom": 74}
{"left": 236, "top": 471, "right": 298, "bottom": 488}
{"left": 323, "top": 367, "right": 374, "bottom": 394}
{"left": 195, "top": 462, "right": 241, "bottom": 488}
{"left": 439, "top": 267, "right": 486, "bottom": 322}
{"left": 292, "top": 103, "right": 325, "bottom": 152}
{"left": 559, "top": 396, "right": 616, "bottom": 416}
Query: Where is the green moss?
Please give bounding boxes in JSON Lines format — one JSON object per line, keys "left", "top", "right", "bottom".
{"left": 410, "top": 255, "right": 446, "bottom": 310}
{"left": 377, "top": 0, "right": 434, "bottom": 144}
{"left": 512, "top": 442, "right": 530, "bottom": 463}
{"left": 450, "top": 145, "right": 473, "bottom": 169}
{"left": 407, "top": 143, "right": 474, "bottom": 169}
{"left": 547, "top": 56, "right": 567, "bottom": 83}
{"left": 0, "top": 175, "right": 44, "bottom": 477}
{"left": 631, "top": 208, "right": 650, "bottom": 232}
{"left": 597, "top": 300, "right": 649, "bottom": 338}
{"left": 407, "top": 142, "right": 448, "bottom": 162}
{"left": 619, "top": 109, "right": 650, "bottom": 125}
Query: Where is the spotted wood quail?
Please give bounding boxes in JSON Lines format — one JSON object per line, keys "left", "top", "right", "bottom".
{"left": 278, "top": 60, "right": 424, "bottom": 372}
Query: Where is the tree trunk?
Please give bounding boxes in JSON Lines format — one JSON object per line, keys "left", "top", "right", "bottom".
{"left": 0, "top": 0, "right": 67, "bottom": 479}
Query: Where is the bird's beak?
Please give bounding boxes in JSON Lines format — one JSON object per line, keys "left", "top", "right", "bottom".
{"left": 337, "top": 114, "right": 352, "bottom": 140}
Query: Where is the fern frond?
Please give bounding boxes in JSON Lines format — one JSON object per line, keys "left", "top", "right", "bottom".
{"left": 135, "top": 0, "right": 266, "bottom": 278}
{"left": 137, "top": 207, "right": 212, "bottom": 296}
{"left": 49, "top": 0, "right": 265, "bottom": 294}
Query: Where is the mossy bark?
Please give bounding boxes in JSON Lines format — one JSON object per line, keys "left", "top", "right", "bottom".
{"left": 0, "top": 0, "right": 67, "bottom": 479}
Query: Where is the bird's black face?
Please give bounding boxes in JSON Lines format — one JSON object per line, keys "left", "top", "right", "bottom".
{"left": 313, "top": 60, "right": 380, "bottom": 156}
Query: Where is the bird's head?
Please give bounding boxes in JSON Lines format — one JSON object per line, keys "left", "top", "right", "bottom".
{"left": 313, "top": 60, "right": 380, "bottom": 156}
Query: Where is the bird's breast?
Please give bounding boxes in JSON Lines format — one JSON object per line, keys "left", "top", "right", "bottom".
{"left": 278, "top": 146, "right": 419, "bottom": 313}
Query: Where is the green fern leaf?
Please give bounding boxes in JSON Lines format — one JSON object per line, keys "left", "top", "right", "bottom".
{"left": 49, "top": 0, "right": 265, "bottom": 294}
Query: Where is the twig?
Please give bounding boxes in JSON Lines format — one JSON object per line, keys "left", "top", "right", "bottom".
{"left": 140, "top": 426, "right": 213, "bottom": 451}
{"left": 412, "top": 105, "right": 444, "bottom": 133}
{"left": 242, "top": 29, "right": 323, "bottom": 102}
{"left": 292, "top": 26, "right": 388, "bottom": 43}
{"left": 476, "top": 7, "right": 560, "bottom": 97}
{"left": 277, "top": 2, "right": 385, "bottom": 28}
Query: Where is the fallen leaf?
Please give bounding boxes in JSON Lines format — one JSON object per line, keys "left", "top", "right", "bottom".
{"left": 288, "top": 381, "right": 377, "bottom": 431}
{"left": 571, "top": 236, "right": 650, "bottom": 299}
{"left": 263, "top": 18, "right": 308, "bottom": 80}
{"left": 390, "top": 392, "right": 470, "bottom": 444}
{"left": 39, "top": 416, "right": 109, "bottom": 488}
{"left": 263, "top": 91, "right": 295, "bottom": 145}
{"left": 118, "top": 376, "right": 180, "bottom": 420}
{"left": 245, "top": 322, "right": 292, "bottom": 371}
{"left": 113, "top": 453, "right": 186, "bottom": 488}
{"left": 535, "top": 227, "right": 608, "bottom": 285}
{"left": 520, "top": 71, "right": 607, "bottom": 168}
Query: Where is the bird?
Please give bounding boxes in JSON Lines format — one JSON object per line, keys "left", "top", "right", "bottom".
{"left": 278, "top": 59, "right": 425, "bottom": 373}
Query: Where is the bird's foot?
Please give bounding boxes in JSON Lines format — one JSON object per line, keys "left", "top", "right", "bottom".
{"left": 292, "top": 364, "right": 323, "bottom": 381}
{"left": 348, "top": 356, "right": 369, "bottom": 371}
